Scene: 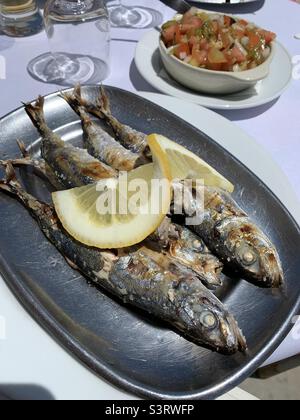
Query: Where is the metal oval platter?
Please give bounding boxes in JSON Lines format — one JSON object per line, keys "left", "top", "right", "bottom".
{"left": 0, "top": 86, "right": 299, "bottom": 400}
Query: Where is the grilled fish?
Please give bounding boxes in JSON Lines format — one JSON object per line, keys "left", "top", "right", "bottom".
{"left": 72, "top": 85, "right": 149, "bottom": 156}
{"left": 24, "top": 96, "right": 117, "bottom": 188}
{"left": 0, "top": 164, "right": 246, "bottom": 354}
{"left": 148, "top": 217, "right": 223, "bottom": 289}
{"left": 61, "top": 87, "right": 146, "bottom": 172}
{"left": 176, "top": 183, "right": 284, "bottom": 288}
{"left": 5, "top": 145, "right": 223, "bottom": 290}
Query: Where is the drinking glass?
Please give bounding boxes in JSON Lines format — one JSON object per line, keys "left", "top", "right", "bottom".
{"left": 30, "top": 0, "right": 111, "bottom": 85}
{"left": 0, "top": 0, "right": 43, "bottom": 37}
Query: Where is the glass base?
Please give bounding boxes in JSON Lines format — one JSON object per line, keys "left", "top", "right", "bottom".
{"left": 28, "top": 52, "right": 110, "bottom": 86}
{"left": 108, "top": 5, "right": 163, "bottom": 29}
{"left": 1, "top": 9, "right": 44, "bottom": 37}
{"left": 109, "top": 5, "right": 140, "bottom": 27}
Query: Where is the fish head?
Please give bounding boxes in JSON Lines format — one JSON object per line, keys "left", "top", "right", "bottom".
{"left": 216, "top": 217, "right": 284, "bottom": 288}
{"left": 176, "top": 279, "right": 247, "bottom": 354}
{"left": 174, "top": 226, "right": 224, "bottom": 289}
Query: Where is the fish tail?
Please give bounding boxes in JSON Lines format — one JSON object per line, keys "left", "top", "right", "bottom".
{"left": 73, "top": 84, "right": 83, "bottom": 103}
{"left": 96, "top": 85, "right": 111, "bottom": 118}
{"left": 16, "top": 139, "right": 30, "bottom": 158}
{"left": 24, "top": 96, "right": 47, "bottom": 133}
{"left": 0, "top": 161, "right": 55, "bottom": 221}
{"left": 60, "top": 88, "right": 93, "bottom": 127}
{"left": 0, "top": 161, "right": 22, "bottom": 196}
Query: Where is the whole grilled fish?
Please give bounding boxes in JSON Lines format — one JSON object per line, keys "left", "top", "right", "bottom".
{"left": 176, "top": 183, "right": 284, "bottom": 288}
{"left": 73, "top": 85, "right": 149, "bottom": 156}
{"left": 148, "top": 217, "right": 223, "bottom": 289}
{"left": 61, "top": 87, "right": 146, "bottom": 172}
{"left": 0, "top": 164, "right": 246, "bottom": 354}
{"left": 5, "top": 145, "right": 223, "bottom": 290}
{"left": 24, "top": 96, "right": 117, "bottom": 188}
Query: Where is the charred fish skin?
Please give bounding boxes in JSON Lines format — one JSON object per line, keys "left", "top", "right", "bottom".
{"left": 179, "top": 184, "right": 284, "bottom": 288}
{"left": 0, "top": 165, "right": 246, "bottom": 354}
{"left": 24, "top": 96, "right": 117, "bottom": 188}
{"left": 4, "top": 144, "right": 225, "bottom": 291}
{"left": 148, "top": 218, "right": 224, "bottom": 290}
{"left": 61, "top": 87, "right": 146, "bottom": 172}
{"left": 111, "top": 248, "right": 246, "bottom": 354}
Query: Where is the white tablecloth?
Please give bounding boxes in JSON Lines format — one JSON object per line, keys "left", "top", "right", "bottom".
{"left": 0, "top": 0, "right": 299, "bottom": 398}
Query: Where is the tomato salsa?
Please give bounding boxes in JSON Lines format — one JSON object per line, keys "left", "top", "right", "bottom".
{"left": 161, "top": 9, "right": 276, "bottom": 72}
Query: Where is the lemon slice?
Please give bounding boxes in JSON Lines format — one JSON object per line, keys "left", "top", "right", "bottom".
{"left": 148, "top": 134, "right": 234, "bottom": 193}
{"left": 52, "top": 138, "right": 172, "bottom": 249}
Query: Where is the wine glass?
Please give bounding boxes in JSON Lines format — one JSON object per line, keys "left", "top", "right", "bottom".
{"left": 108, "top": 0, "right": 163, "bottom": 29}
{"left": 28, "top": 0, "right": 111, "bottom": 86}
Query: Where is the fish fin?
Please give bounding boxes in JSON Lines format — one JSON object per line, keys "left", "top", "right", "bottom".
{"left": 5, "top": 162, "right": 18, "bottom": 184}
{"left": 0, "top": 162, "right": 21, "bottom": 195}
{"left": 95, "top": 85, "right": 111, "bottom": 118}
{"left": 73, "top": 84, "right": 83, "bottom": 103}
{"left": 23, "top": 96, "right": 46, "bottom": 131}
{"left": 16, "top": 139, "right": 30, "bottom": 158}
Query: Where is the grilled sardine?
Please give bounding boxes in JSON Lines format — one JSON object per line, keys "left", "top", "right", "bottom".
{"left": 72, "top": 85, "right": 149, "bottom": 156}
{"left": 24, "top": 96, "right": 117, "bottom": 188}
{"left": 0, "top": 164, "right": 246, "bottom": 354}
{"left": 61, "top": 87, "right": 146, "bottom": 171}
{"left": 176, "top": 183, "right": 284, "bottom": 288}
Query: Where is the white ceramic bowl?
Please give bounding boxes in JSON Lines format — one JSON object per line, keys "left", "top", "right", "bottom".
{"left": 159, "top": 14, "right": 276, "bottom": 95}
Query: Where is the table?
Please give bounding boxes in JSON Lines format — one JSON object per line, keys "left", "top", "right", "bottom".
{"left": 0, "top": 0, "right": 299, "bottom": 399}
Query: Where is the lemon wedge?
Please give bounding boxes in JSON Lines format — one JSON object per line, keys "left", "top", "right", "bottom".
{"left": 148, "top": 134, "right": 234, "bottom": 193}
{"left": 52, "top": 137, "right": 172, "bottom": 249}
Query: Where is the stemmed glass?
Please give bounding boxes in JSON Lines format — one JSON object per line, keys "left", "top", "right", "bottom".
{"left": 28, "top": 0, "right": 111, "bottom": 86}
{"left": 108, "top": 0, "right": 163, "bottom": 29}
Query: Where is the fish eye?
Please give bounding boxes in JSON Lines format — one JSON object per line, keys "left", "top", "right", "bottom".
{"left": 242, "top": 250, "right": 257, "bottom": 266}
{"left": 200, "top": 311, "right": 217, "bottom": 329}
{"left": 192, "top": 239, "right": 204, "bottom": 252}
{"left": 237, "top": 245, "right": 258, "bottom": 267}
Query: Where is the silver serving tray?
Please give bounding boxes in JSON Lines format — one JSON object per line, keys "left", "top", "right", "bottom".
{"left": 0, "top": 86, "right": 299, "bottom": 400}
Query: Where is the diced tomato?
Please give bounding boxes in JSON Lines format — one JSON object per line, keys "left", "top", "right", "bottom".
{"left": 231, "top": 46, "right": 247, "bottom": 63}
{"left": 162, "top": 24, "right": 180, "bottom": 43}
{"left": 259, "top": 30, "right": 276, "bottom": 44}
{"left": 182, "top": 9, "right": 197, "bottom": 24}
{"left": 239, "top": 19, "right": 249, "bottom": 27}
{"left": 181, "top": 24, "right": 196, "bottom": 34}
{"left": 175, "top": 25, "right": 181, "bottom": 44}
{"left": 221, "top": 62, "right": 233, "bottom": 72}
{"left": 220, "top": 32, "right": 232, "bottom": 49}
{"left": 174, "top": 43, "right": 190, "bottom": 60}
{"left": 188, "top": 17, "right": 203, "bottom": 28}
{"left": 181, "top": 17, "right": 203, "bottom": 34}
{"left": 248, "top": 32, "right": 261, "bottom": 49}
{"left": 188, "top": 35, "right": 199, "bottom": 48}
{"left": 162, "top": 12, "right": 275, "bottom": 72}
{"left": 208, "top": 48, "right": 228, "bottom": 64}
{"left": 207, "top": 63, "right": 223, "bottom": 71}
{"left": 223, "top": 15, "right": 232, "bottom": 27}
{"left": 186, "top": 28, "right": 196, "bottom": 38}
{"left": 224, "top": 50, "right": 236, "bottom": 66}
{"left": 232, "top": 29, "right": 245, "bottom": 40}
{"left": 199, "top": 38, "right": 209, "bottom": 51}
